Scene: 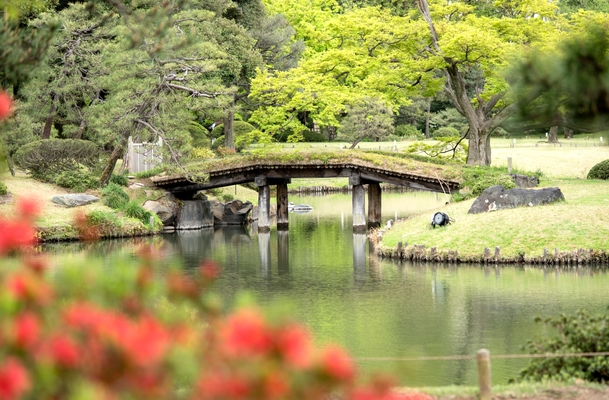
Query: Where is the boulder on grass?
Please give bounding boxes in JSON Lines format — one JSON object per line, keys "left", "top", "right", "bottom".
{"left": 52, "top": 194, "right": 99, "bottom": 208}
{"left": 143, "top": 200, "right": 176, "bottom": 226}
{"left": 468, "top": 185, "right": 564, "bottom": 214}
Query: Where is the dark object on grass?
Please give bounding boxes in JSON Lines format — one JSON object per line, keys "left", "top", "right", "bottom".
{"left": 431, "top": 212, "right": 451, "bottom": 228}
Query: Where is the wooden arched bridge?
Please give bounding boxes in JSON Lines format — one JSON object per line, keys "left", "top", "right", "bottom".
{"left": 151, "top": 152, "right": 461, "bottom": 232}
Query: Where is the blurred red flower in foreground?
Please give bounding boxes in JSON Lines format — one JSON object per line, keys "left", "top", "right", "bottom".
{"left": 0, "top": 91, "right": 12, "bottom": 120}
{"left": 0, "top": 198, "right": 40, "bottom": 254}
{"left": 0, "top": 358, "right": 30, "bottom": 400}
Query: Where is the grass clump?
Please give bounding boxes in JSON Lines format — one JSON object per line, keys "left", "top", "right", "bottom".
{"left": 123, "top": 200, "right": 153, "bottom": 225}
{"left": 134, "top": 166, "right": 164, "bottom": 179}
{"left": 0, "top": 181, "right": 7, "bottom": 195}
{"left": 101, "top": 183, "right": 129, "bottom": 209}
{"left": 109, "top": 173, "right": 129, "bottom": 186}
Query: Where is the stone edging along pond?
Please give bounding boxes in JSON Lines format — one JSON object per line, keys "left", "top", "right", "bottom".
{"left": 372, "top": 238, "right": 609, "bottom": 266}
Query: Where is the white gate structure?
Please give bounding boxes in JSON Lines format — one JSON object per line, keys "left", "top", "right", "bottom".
{"left": 126, "top": 136, "right": 163, "bottom": 173}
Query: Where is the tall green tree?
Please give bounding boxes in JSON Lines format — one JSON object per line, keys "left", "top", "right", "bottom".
{"left": 415, "top": 0, "right": 561, "bottom": 165}
{"left": 251, "top": 2, "right": 441, "bottom": 140}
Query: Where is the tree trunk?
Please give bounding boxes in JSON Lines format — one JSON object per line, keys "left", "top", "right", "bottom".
{"left": 74, "top": 119, "right": 86, "bottom": 139}
{"left": 99, "top": 133, "right": 129, "bottom": 186}
{"left": 224, "top": 98, "right": 235, "bottom": 150}
{"left": 466, "top": 126, "right": 491, "bottom": 166}
{"left": 425, "top": 100, "right": 431, "bottom": 139}
{"left": 548, "top": 126, "right": 559, "bottom": 143}
{"left": 564, "top": 127, "right": 573, "bottom": 139}
{"left": 42, "top": 101, "right": 56, "bottom": 139}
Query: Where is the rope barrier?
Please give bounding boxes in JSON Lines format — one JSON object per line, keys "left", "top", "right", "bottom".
{"left": 354, "top": 352, "right": 609, "bottom": 362}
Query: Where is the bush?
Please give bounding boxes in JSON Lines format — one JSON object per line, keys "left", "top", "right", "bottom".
{"left": 0, "top": 181, "right": 7, "bottom": 195}
{"left": 85, "top": 209, "right": 122, "bottom": 236}
{"left": 518, "top": 309, "right": 609, "bottom": 383}
{"left": 462, "top": 166, "right": 516, "bottom": 196}
{"left": 54, "top": 170, "right": 99, "bottom": 192}
{"left": 211, "top": 121, "right": 257, "bottom": 152}
{"left": 13, "top": 139, "right": 101, "bottom": 178}
{"left": 123, "top": 200, "right": 153, "bottom": 225}
{"left": 109, "top": 173, "right": 129, "bottom": 187}
{"left": 395, "top": 124, "right": 422, "bottom": 139}
{"left": 190, "top": 147, "right": 215, "bottom": 160}
{"left": 101, "top": 183, "right": 130, "bottom": 209}
{"left": 221, "top": 193, "right": 234, "bottom": 202}
{"left": 432, "top": 126, "right": 460, "bottom": 138}
{"left": 0, "top": 200, "right": 431, "bottom": 400}
{"left": 587, "top": 159, "right": 609, "bottom": 179}
{"left": 302, "top": 130, "right": 326, "bottom": 142}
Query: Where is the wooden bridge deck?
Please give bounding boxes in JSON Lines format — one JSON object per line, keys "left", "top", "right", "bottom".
{"left": 151, "top": 159, "right": 461, "bottom": 197}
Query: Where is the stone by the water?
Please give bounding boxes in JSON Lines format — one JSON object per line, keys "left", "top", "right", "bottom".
{"left": 51, "top": 194, "right": 99, "bottom": 208}
{"left": 468, "top": 185, "right": 565, "bottom": 214}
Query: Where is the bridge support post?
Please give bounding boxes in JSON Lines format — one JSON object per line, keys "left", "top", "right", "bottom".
{"left": 256, "top": 176, "right": 270, "bottom": 233}
{"left": 276, "top": 182, "right": 289, "bottom": 230}
{"left": 350, "top": 176, "right": 366, "bottom": 232}
{"left": 367, "top": 181, "right": 382, "bottom": 229}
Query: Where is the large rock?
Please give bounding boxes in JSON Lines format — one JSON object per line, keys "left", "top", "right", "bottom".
{"left": 52, "top": 194, "right": 99, "bottom": 208}
{"left": 176, "top": 200, "right": 213, "bottom": 230}
{"left": 468, "top": 185, "right": 565, "bottom": 214}
{"left": 143, "top": 200, "right": 176, "bottom": 226}
{"left": 210, "top": 199, "right": 253, "bottom": 225}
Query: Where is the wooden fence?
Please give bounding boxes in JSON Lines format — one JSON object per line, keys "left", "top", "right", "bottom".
{"left": 126, "top": 136, "right": 163, "bottom": 174}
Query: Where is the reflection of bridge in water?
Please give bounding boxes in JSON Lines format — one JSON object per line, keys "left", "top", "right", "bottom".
{"left": 152, "top": 158, "right": 460, "bottom": 232}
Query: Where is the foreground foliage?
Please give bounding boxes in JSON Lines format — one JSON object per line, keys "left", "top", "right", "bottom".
{"left": 0, "top": 199, "right": 431, "bottom": 400}
{"left": 518, "top": 309, "right": 609, "bottom": 383}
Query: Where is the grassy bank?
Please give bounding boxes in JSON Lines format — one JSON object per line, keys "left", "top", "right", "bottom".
{"left": 370, "top": 136, "right": 609, "bottom": 262}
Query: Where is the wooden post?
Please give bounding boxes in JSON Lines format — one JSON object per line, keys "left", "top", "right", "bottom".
{"left": 507, "top": 157, "right": 512, "bottom": 174}
{"left": 258, "top": 231, "right": 271, "bottom": 277}
{"left": 477, "top": 349, "right": 492, "bottom": 400}
{"left": 368, "top": 181, "right": 382, "bottom": 229}
{"left": 350, "top": 176, "right": 366, "bottom": 232}
{"left": 256, "top": 176, "right": 270, "bottom": 233}
{"left": 276, "top": 183, "right": 289, "bottom": 230}
{"left": 278, "top": 230, "right": 289, "bottom": 275}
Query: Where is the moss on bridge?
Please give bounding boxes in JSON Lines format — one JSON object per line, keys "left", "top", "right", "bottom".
{"left": 182, "top": 149, "right": 463, "bottom": 184}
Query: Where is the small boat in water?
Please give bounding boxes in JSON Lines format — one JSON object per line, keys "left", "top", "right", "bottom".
{"left": 288, "top": 202, "right": 314, "bottom": 213}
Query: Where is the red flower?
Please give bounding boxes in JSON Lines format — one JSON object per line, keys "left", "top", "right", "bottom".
{"left": 264, "top": 371, "right": 290, "bottom": 399}
{"left": 199, "top": 260, "right": 220, "bottom": 281}
{"left": 0, "top": 358, "right": 30, "bottom": 400}
{"left": 122, "top": 316, "right": 170, "bottom": 367}
{"left": 275, "top": 323, "right": 313, "bottom": 369}
{"left": 320, "top": 345, "right": 355, "bottom": 381}
{"left": 6, "top": 272, "right": 53, "bottom": 305}
{"left": 0, "top": 91, "right": 12, "bottom": 120}
{"left": 0, "top": 219, "right": 37, "bottom": 255}
{"left": 16, "top": 198, "right": 41, "bottom": 221}
{"left": 221, "top": 308, "right": 272, "bottom": 358}
{"left": 13, "top": 312, "right": 40, "bottom": 350}
{"left": 48, "top": 334, "right": 80, "bottom": 368}
{"left": 197, "top": 372, "right": 251, "bottom": 399}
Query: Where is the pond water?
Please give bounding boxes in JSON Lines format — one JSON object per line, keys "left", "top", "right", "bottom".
{"left": 43, "top": 191, "right": 609, "bottom": 387}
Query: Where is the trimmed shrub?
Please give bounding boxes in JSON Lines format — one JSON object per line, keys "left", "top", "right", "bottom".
{"left": 462, "top": 166, "right": 516, "bottom": 196}
{"left": 101, "top": 183, "right": 130, "bottom": 209}
{"left": 587, "top": 159, "right": 609, "bottom": 180}
{"left": 109, "top": 173, "right": 129, "bottom": 187}
{"left": 123, "top": 200, "right": 153, "bottom": 225}
{"left": 221, "top": 193, "right": 234, "bottom": 202}
{"left": 54, "top": 170, "right": 99, "bottom": 192}
{"left": 303, "top": 130, "right": 326, "bottom": 142}
{"left": 0, "top": 181, "right": 7, "bottom": 195}
{"left": 13, "top": 139, "right": 101, "bottom": 178}
{"left": 395, "top": 124, "right": 422, "bottom": 138}
{"left": 432, "top": 126, "right": 460, "bottom": 138}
